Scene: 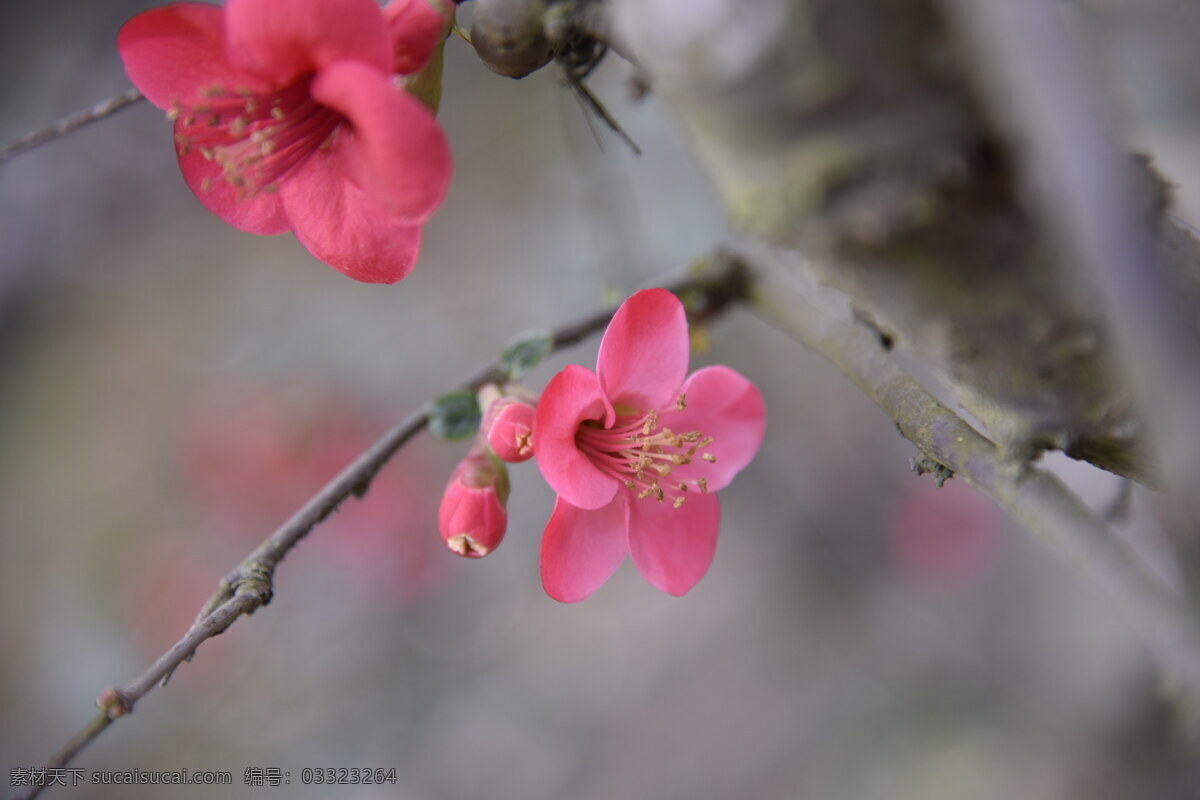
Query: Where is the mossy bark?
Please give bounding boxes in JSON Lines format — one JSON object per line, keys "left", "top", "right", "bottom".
{"left": 603, "top": 0, "right": 1200, "bottom": 485}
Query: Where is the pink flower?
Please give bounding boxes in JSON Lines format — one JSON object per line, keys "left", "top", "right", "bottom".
{"left": 117, "top": 0, "right": 453, "bottom": 283}
{"left": 889, "top": 479, "right": 1002, "bottom": 588}
{"left": 534, "top": 289, "right": 766, "bottom": 602}
{"left": 482, "top": 396, "right": 536, "bottom": 463}
{"left": 438, "top": 447, "right": 510, "bottom": 558}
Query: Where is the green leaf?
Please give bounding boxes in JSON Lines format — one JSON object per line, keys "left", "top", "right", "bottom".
{"left": 498, "top": 330, "right": 554, "bottom": 378}
{"left": 428, "top": 391, "right": 481, "bottom": 440}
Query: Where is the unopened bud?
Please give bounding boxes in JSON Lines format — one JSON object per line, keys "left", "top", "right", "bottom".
{"left": 438, "top": 448, "right": 509, "bottom": 558}
{"left": 482, "top": 396, "right": 536, "bottom": 462}
{"left": 470, "top": 0, "right": 556, "bottom": 79}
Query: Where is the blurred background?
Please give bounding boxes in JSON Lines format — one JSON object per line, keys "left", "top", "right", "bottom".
{"left": 2, "top": 1, "right": 1200, "bottom": 797}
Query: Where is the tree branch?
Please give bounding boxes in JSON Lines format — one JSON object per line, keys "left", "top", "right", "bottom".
{"left": 937, "top": 0, "right": 1200, "bottom": 504}
{"left": 749, "top": 247, "right": 1200, "bottom": 720}
{"left": 12, "top": 256, "right": 750, "bottom": 800}
{"left": 0, "top": 89, "right": 144, "bottom": 166}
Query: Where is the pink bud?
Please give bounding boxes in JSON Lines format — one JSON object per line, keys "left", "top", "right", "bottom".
{"left": 438, "top": 449, "right": 509, "bottom": 558}
{"left": 481, "top": 397, "right": 536, "bottom": 463}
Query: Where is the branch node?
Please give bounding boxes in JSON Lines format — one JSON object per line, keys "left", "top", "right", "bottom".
{"left": 232, "top": 561, "right": 275, "bottom": 609}
{"left": 96, "top": 688, "right": 132, "bottom": 720}
{"left": 910, "top": 455, "right": 955, "bottom": 487}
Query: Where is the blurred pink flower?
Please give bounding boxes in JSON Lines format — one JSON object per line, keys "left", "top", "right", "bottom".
{"left": 117, "top": 0, "right": 452, "bottom": 283}
{"left": 534, "top": 289, "right": 766, "bottom": 602}
{"left": 438, "top": 446, "right": 509, "bottom": 558}
{"left": 127, "top": 537, "right": 232, "bottom": 681}
{"left": 183, "top": 380, "right": 446, "bottom": 604}
{"left": 889, "top": 479, "right": 1003, "bottom": 587}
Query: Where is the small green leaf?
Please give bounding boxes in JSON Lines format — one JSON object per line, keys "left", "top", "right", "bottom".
{"left": 429, "top": 391, "right": 481, "bottom": 440}
{"left": 498, "top": 330, "right": 554, "bottom": 378}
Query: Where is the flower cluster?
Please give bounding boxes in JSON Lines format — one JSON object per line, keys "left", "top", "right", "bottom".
{"left": 122, "top": 3, "right": 767, "bottom": 603}
{"left": 118, "top": 0, "right": 453, "bottom": 283}
{"left": 438, "top": 289, "right": 766, "bottom": 603}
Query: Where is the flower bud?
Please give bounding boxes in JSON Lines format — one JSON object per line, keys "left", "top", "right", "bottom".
{"left": 482, "top": 397, "right": 536, "bottom": 462}
{"left": 438, "top": 448, "right": 509, "bottom": 558}
{"left": 470, "top": 0, "right": 556, "bottom": 79}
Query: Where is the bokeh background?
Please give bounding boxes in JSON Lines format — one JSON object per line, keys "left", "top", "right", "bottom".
{"left": 3, "top": 1, "right": 1200, "bottom": 797}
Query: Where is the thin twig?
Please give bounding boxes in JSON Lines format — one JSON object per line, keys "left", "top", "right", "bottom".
{"left": 561, "top": 62, "right": 642, "bottom": 156}
{"left": 0, "top": 89, "right": 144, "bottom": 166}
{"left": 13, "top": 257, "right": 750, "bottom": 800}
{"left": 750, "top": 249, "right": 1200, "bottom": 719}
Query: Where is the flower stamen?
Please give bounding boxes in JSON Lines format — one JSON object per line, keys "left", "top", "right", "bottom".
{"left": 575, "top": 392, "right": 716, "bottom": 509}
{"left": 171, "top": 77, "right": 341, "bottom": 199}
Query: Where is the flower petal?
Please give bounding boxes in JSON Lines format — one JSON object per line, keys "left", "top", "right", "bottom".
{"left": 279, "top": 152, "right": 423, "bottom": 282}
{"left": 118, "top": 3, "right": 266, "bottom": 110}
{"left": 383, "top": 0, "right": 452, "bottom": 75}
{"left": 598, "top": 288, "right": 689, "bottom": 411}
{"left": 224, "top": 0, "right": 391, "bottom": 83}
{"left": 309, "top": 60, "right": 452, "bottom": 222}
{"left": 665, "top": 365, "right": 766, "bottom": 492}
{"left": 541, "top": 495, "right": 629, "bottom": 603}
{"left": 627, "top": 492, "right": 720, "bottom": 596}
{"left": 175, "top": 127, "right": 289, "bottom": 235}
{"left": 534, "top": 365, "right": 618, "bottom": 511}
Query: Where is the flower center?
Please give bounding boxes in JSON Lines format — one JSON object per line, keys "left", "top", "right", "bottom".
{"left": 171, "top": 79, "right": 342, "bottom": 197}
{"left": 575, "top": 393, "right": 715, "bottom": 509}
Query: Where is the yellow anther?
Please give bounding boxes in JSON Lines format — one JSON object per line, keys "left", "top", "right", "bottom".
{"left": 673, "top": 496, "right": 686, "bottom": 509}
{"left": 697, "top": 477, "right": 708, "bottom": 494}
{"left": 702, "top": 453, "right": 717, "bottom": 463}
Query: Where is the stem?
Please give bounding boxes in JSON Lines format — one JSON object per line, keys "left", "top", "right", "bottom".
{"left": 0, "top": 89, "right": 144, "bottom": 166}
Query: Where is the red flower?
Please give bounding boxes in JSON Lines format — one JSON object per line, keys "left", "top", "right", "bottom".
{"left": 438, "top": 447, "right": 510, "bottom": 558}
{"left": 118, "top": 0, "right": 453, "bottom": 283}
{"left": 534, "top": 289, "right": 766, "bottom": 602}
